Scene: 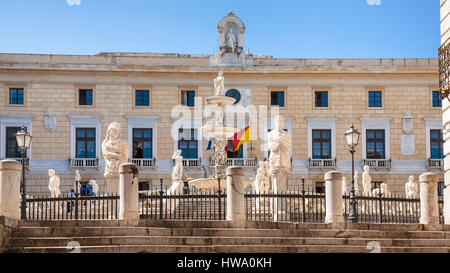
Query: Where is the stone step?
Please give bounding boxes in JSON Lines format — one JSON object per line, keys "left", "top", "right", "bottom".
{"left": 12, "top": 226, "right": 450, "bottom": 240}
{"left": 9, "top": 235, "right": 450, "bottom": 248}
{"left": 6, "top": 244, "right": 450, "bottom": 253}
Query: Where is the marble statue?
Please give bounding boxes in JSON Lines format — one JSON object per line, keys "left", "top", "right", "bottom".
{"left": 342, "top": 176, "right": 348, "bottom": 195}
{"left": 268, "top": 115, "right": 291, "bottom": 177}
{"left": 74, "top": 170, "right": 81, "bottom": 194}
{"left": 405, "top": 175, "right": 419, "bottom": 199}
{"left": 362, "top": 165, "right": 372, "bottom": 195}
{"left": 89, "top": 179, "right": 99, "bottom": 195}
{"left": 48, "top": 169, "right": 61, "bottom": 198}
{"left": 226, "top": 29, "right": 237, "bottom": 52}
{"left": 353, "top": 170, "right": 360, "bottom": 195}
{"left": 268, "top": 115, "right": 291, "bottom": 221}
{"left": 172, "top": 150, "right": 183, "bottom": 182}
{"left": 214, "top": 71, "right": 225, "bottom": 96}
{"left": 253, "top": 161, "right": 270, "bottom": 194}
{"left": 372, "top": 183, "right": 390, "bottom": 197}
{"left": 43, "top": 108, "right": 57, "bottom": 131}
{"left": 102, "top": 122, "right": 129, "bottom": 178}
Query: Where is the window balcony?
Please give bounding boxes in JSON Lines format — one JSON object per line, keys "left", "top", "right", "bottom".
{"left": 427, "top": 158, "right": 444, "bottom": 171}
{"left": 210, "top": 158, "right": 258, "bottom": 167}
{"left": 308, "top": 158, "right": 337, "bottom": 170}
{"left": 181, "top": 158, "right": 202, "bottom": 167}
{"left": 362, "top": 159, "right": 392, "bottom": 171}
{"left": 69, "top": 158, "right": 99, "bottom": 169}
{"left": 129, "top": 158, "right": 157, "bottom": 169}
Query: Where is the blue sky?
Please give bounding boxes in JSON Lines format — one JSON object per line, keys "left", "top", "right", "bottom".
{"left": 0, "top": 0, "right": 440, "bottom": 58}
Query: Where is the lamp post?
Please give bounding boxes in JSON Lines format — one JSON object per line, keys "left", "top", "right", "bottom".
{"left": 345, "top": 124, "right": 360, "bottom": 223}
{"left": 15, "top": 126, "right": 32, "bottom": 220}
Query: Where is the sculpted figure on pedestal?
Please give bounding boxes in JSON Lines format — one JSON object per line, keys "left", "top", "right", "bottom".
{"left": 102, "top": 122, "right": 129, "bottom": 178}
{"left": 89, "top": 179, "right": 99, "bottom": 195}
{"left": 253, "top": 161, "right": 270, "bottom": 194}
{"left": 342, "top": 176, "right": 348, "bottom": 195}
{"left": 171, "top": 150, "right": 183, "bottom": 183}
{"left": 353, "top": 170, "right": 360, "bottom": 195}
{"left": 268, "top": 115, "right": 291, "bottom": 177}
{"left": 362, "top": 165, "right": 372, "bottom": 195}
{"left": 214, "top": 72, "right": 225, "bottom": 96}
{"left": 48, "top": 169, "right": 61, "bottom": 197}
{"left": 405, "top": 175, "right": 419, "bottom": 199}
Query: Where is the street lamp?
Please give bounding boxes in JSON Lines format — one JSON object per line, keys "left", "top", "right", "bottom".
{"left": 15, "top": 126, "right": 32, "bottom": 220}
{"left": 345, "top": 124, "right": 360, "bottom": 223}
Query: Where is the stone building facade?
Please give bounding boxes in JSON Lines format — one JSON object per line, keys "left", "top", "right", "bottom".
{"left": 0, "top": 12, "right": 443, "bottom": 195}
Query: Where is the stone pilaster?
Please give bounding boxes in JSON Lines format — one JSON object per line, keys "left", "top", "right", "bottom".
{"left": 419, "top": 172, "right": 439, "bottom": 226}
{"left": 325, "top": 171, "right": 344, "bottom": 224}
{"left": 226, "top": 167, "right": 245, "bottom": 226}
{"left": 0, "top": 160, "right": 22, "bottom": 220}
{"left": 119, "top": 163, "right": 139, "bottom": 224}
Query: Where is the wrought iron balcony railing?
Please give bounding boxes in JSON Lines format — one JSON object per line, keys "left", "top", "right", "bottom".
{"left": 69, "top": 158, "right": 99, "bottom": 169}
{"left": 362, "top": 159, "right": 392, "bottom": 170}
{"left": 427, "top": 158, "right": 444, "bottom": 170}
{"left": 308, "top": 158, "right": 337, "bottom": 170}
{"left": 129, "top": 158, "right": 157, "bottom": 168}
{"left": 210, "top": 158, "right": 258, "bottom": 167}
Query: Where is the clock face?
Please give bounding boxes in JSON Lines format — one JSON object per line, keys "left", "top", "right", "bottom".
{"left": 225, "top": 89, "right": 241, "bottom": 104}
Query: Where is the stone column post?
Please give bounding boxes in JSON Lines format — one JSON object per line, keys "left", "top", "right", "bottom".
{"left": 0, "top": 160, "right": 22, "bottom": 220}
{"left": 226, "top": 167, "right": 245, "bottom": 226}
{"left": 419, "top": 172, "right": 439, "bottom": 226}
{"left": 325, "top": 171, "right": 344, "bottom": 224}
{"left": 119, "top": 163, "right": 139, "bottom": 223}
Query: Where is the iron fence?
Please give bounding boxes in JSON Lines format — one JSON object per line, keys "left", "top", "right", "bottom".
{"left": 139, "top": 186, "right": 226, "bottom": 220}
{"left": 244, "top": 188, "right": 326, "bottom": 223}
{"left": 343, "top": 193, "right": 420, "bottom": 224}
{"left": 23, "top": 193, "right": 120, "bottom": 220}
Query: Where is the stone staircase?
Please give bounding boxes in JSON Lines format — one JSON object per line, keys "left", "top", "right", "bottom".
{"left": 4, "top": 220, "right": 450, "bottom": 253}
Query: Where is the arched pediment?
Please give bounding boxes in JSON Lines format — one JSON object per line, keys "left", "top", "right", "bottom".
{"left": 217, "top": 11, "right": 245, "bottom": 54}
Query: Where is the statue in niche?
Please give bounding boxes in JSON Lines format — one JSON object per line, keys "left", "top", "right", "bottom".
{"left": 214, "top": 71, "right": 225, "bottom": 96}
{"left": 362, "top": 165, "right": 372, "bottom": 195}
{"left": 402, "top": 111, "right": 414, "bottom": 135}
{"left": 43, "top": 108, "right": 57, "bottom": 131}
{"left": 102, "top": 122, "right": 129, "bottom": 178}
{"left": 268, "top": 115, "right": 291, "bottom": 176}
{"left": 405, "top": 175, "right": 419, "bottom": 199}
{"left": 226, "top": 28, "right": 237, "bottom": 53}
{"left": 253, "top": 161, "right": 270, "bottom": 194}
{"left": 48, "top": 169, "right": 61, "bottom": 198}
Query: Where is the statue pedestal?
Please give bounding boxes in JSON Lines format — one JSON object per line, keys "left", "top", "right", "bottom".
{"left": 106, "top": 176, "right": 120, "bottom": 195}
{"left": 272, "top": 170, "right": 288, "bottom": 222}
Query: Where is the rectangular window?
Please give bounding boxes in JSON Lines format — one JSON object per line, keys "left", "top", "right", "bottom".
{"left": 79, "top": 89, "right": 93, "bottom": 105}
{"left": 135, "top": 90, "right": 150, "bottom": 106}
{"left": 368, "top": 91, "right": 382, "bottom": 107}
{"left": 271, "top": 91, "right": 285, "bottom": 107}
{"left": 133, "top": 128, "right": 153, "bottom": 159}
{"left": 76, "top": 128, "right": 96, "bottom": 158}
{"left": 227, "top": 140, "right": 244, "bottom": 159}
{"left": 6, "top": 127, "right": 23, "bottom": 158}
{"left": 9, "top": 88, "right": 24, "bottom": 105}
{"left": 438, "top": 182, "right": 445, "bottom": 197}
{"left": 315, "top": 182, "right": 325, "bottom": 194}
{"left": 312, "top": 129, "right": 331, "bottom": 159}
{"left": 181, "top": 91, "right": 195, "bottom": 107}
{"left": 366, "top": 129, "right": 385, "bottom": 159}
{"left": 430, "top": 129, "right": 444, "bottom": 159}
{"left": 178, "top": 129, "right": 198, "bottom": 159}
{"left": 433, "top": 91, "right": 442, "bottom": 108}
{"left": 315, "top": 91, "right": 328, "bottom": 107}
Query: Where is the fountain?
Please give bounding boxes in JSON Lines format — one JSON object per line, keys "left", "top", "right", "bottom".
{"left": 187, "top": 72, "right": 253, "bottom": 192}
